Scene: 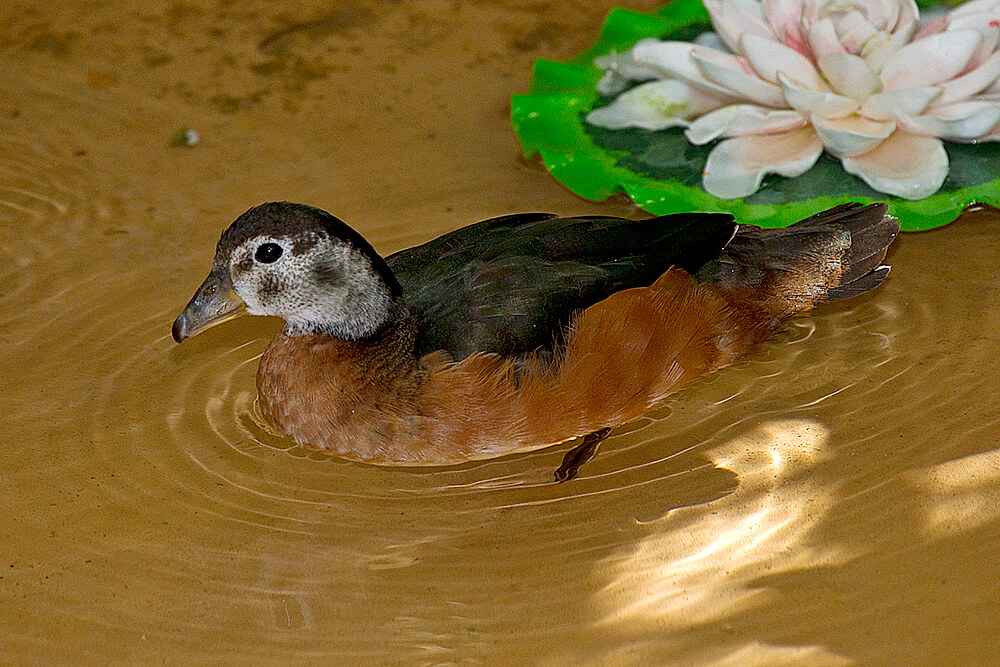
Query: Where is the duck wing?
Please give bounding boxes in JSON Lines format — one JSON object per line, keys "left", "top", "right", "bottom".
{"left": 386, "top": 212, "right": 738, "bottom": 360}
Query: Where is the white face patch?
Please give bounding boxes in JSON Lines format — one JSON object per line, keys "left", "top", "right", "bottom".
{"left": 228, "top": 233, "right": 398, "bottom": 340}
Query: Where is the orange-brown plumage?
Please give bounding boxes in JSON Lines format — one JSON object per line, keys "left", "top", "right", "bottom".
{"left": 173, "top": 202, "right": 898, "bottom": 477}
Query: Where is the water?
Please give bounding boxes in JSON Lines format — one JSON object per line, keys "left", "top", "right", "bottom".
{"left": 3, "top": 1, "right": 1000, "bottom": 664}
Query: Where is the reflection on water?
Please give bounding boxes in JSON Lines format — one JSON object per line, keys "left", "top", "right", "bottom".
{"left": 4, "top": 0, "right": 1000, "bottom": 663}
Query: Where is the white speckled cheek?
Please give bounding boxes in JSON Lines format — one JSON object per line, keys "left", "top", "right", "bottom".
{"left": 293, "top": 244, "right": 353, "bottom": 322}
{"left": 228, "top": 236, "right": 296, "bottom": 316}
{"left": 227, "top": 232, "right": 397, "bottom": 338}
{"left": 284, "top": 241, "right": 397, "bottom": 338}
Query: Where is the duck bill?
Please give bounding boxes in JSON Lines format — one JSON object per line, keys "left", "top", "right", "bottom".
{"left": 172, "top": 268, "right": 244, "bottom": 342}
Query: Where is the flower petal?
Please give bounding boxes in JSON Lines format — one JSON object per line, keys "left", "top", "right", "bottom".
{"left": 900, "top": 100, "right": 1000, "bottom": 140}
{"left": 834, "top": 11, "right": 879, "bottom": 54}
{"left": 947, "top": 0, "right": 1000, "bottom": 19}
{"left": 880, "top": 29, "right": 982, "bottom": 90}
{"left": 912, "top": 16, "right": 948, "bottom": 41}
{"left": 937, "top": 52, "right": 1000, "bottom": 106}
{"left": 701, "top": 127, "right": 823, "bottom": 199}
{"left": 861, "top": 86, "right": 943, "bottom": 121}
{"left": 778, "top": 72, "right": 859, "bottom": 117}
{"left": 594, "top": 43, "right": 663, "bottom": 95}
{"left": 892, "top": 0, "right": 920, "bottom": 36}
{"left": 863, "top": 0, "right": 901, "bottom": 31}
{"left": 862, "top": 22, "right": 918, "bottom": 73}
{"left": 586, "top": 79, "right": 729, "bottom": 130}
{"left": 703, "top": 0, "right": 775, "bottom": 55}
{"left": 948, "top": 4, "right": 1000, "bottom": 65}
{"left": 812, "top": 114, "right": 897, "bottom": 157}
{"left": 818, "top": 53, "right": 882, "bottom": 101}
{"left": 690, "top": 47, "right": 787, "bottom": 107}
{"left": 947, "top": 12, "right": 1000, "bottom": 69}
{"left": 762, "top": 0, "right": 809, "bottom": 55}
{"left": 840, "top": 132, "right": 948, "bottom": 199}
{"left": 685, "top": 104, "right": 806, "bottom": 143}
{"left": 740, "top": 33, "right": 824, "bottom": 87}
{"left": 631, "top": 40, "right": 735, "bottom": 97}
{"left": 807, "top": 18, "right": 847, "bottom": 61}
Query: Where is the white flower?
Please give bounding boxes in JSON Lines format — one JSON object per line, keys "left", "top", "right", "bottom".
{"left": 587, "top": 0, "right": 1000, "bottom": 200}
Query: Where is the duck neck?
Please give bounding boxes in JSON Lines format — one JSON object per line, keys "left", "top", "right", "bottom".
{"left": 282, "top": 298, "right": 410, "bottom": 342}
{"left": 256, "top": 316, "right": 424, "bottom": 456}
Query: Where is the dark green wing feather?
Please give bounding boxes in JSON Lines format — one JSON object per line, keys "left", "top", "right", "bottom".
{"left": 386, "top": 212, "right": 738, "bottom": 360}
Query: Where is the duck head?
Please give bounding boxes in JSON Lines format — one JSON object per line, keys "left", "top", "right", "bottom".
{"left": 172, "top": 202, "right": 403, "bottom": 342}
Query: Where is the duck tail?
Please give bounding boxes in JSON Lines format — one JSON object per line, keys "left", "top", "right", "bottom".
{"left": 694, "top": 203, "right": 899, "bottom": 323}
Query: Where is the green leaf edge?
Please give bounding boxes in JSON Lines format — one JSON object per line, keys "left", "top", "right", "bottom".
{"left": 510, "top": 0, "right": 1000, "bottom": 230}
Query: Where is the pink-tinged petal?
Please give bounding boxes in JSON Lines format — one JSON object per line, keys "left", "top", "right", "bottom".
{"left": 799, "top": 0, "right": 822, "bottom": 26}
{"left": 701, "top": 127, "right": 823, "bottom": 199}
{"left": 690, "top": 47, "right": 787, "bottom": 107}
{"left": 685, "top": 104, "right": 806, "bottom": 143}
{"left": 881, "top": 29, "right": 982, "bottom": 90}
{"left": 859, "top": 0, "right": 902, "bottom": 30}
{"left": 704, "top": 0, "right": 775, "bottom": 55}
{"left": 948, "top": 13, "right": 1000, "bottom": 68}
{"left": 938, "top": 52, "right": 1000, "bottom": 105}
{"left": 861, "top": 86, "right": 943, "bottom": 120}
{"left": 893, "top": 0, "right": 920, "bottom": 36}
{"left": 812, "top": 114, "right": 897, "bottom": 157}
{"left": 899, "top": 100, "right": 1000, "bottom": 140}
{"left": 818, "top": 53, "right": 882, "bottom": 101}
{"left": 834, "top": 11, "right": 879, "bottom": 54}
{"left": 913, "top": 16, "right": 948, "bottom": 41}
{"left": 840, "top": 132, "right": 948, "bottom": 199}
{"left": 778, "top": 72, "right": 859, "bottom": 117}
{"left": 979, "top": 30, "right": 999, "bottom": 69}
{"left": 807, "top": 18, "right": 848, "bottom": 60}
{"left": 631, "top": 41, "right": 735, "bottom": 98}
{"left": 740, "top": 33, "right": 824, "bottom": 87}
{"left": 947, "top": 9, "right": 1000, "bottom": 29}
{"left": 948, "top": 0, "right": 1000, "bottom": 20}
{"left": 762, "top": 0, "right": 809, "bottom": 55}
{"left": 586, "top": 79, "right": 729, "bottom": 131}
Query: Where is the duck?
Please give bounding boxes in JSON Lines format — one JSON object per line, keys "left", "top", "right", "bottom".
{"left": 172, "top": 201, "right": 898, "bottom": 480}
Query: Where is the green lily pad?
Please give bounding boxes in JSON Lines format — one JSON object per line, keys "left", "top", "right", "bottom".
{"left": 511, "top": 0, "right": 1000, "bottom": 230}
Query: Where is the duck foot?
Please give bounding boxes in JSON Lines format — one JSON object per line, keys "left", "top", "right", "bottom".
{"left": 554, "top": 427, "right": 612, "bottom": 482}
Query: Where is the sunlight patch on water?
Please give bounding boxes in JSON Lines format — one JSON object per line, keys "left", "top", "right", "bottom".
{"left": 704, "top": 642, "right": 853, "bottom": 666}
{"left": 908, "top": 448, "right": 1000, "bottom": 537}
{"left": 596, "top": 419, "right": 853, "bottom": 649}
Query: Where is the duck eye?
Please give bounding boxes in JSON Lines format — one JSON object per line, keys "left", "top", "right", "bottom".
{"left": 254, "top": 242, "right": 283, "bottom": 264}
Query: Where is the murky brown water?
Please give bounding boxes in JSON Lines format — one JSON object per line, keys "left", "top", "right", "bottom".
{"left": 4, "top": 1, "right": 1000, "bottom": 664}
